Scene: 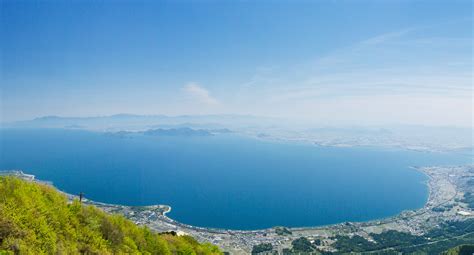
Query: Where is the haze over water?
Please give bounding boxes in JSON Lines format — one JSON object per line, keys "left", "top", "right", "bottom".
{"left": 0, "top": 128, "right": 470, "bottom": 230}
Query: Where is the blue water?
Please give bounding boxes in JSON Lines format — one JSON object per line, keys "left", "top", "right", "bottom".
{"left": 0, "top": 128, "right": 470, "bottom": 230}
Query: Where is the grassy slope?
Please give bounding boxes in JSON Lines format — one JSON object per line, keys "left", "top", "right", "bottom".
{"left": 0, "top": 176, "right": 222, "bottom": 255}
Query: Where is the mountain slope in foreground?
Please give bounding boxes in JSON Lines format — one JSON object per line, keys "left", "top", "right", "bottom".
{"left": 0, "top": 176, "right": 222, "bottom": 255}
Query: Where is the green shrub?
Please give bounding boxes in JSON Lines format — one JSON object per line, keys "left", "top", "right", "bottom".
{"left": 0, "top": 176, "right": 222, "bottom": 255}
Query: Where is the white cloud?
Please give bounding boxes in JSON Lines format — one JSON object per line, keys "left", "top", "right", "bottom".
{"left": 241, "top": 66, "right": 277, "bottom": 87}
{"left": 182, "top": 82, "right": 219, "bottom": 105}
{"left": 359, "top": 27, "right": 416, "bottom": 46}
{"left": 232, "top": 26, "right": 472, "bottom": 127}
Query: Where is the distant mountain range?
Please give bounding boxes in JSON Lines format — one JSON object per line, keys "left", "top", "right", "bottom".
{"left": 2, "top": 114, "right": 279, "bottom": 131}
{"left": 107, "top": 127, "right": 233, "bottom": 137}
{"left": 2, "top": 114, "right": 472, "bottom": 153}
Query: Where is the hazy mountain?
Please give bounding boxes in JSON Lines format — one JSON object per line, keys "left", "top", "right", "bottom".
{"left": 2, "top": 114, "right": 279, "bottom": 131}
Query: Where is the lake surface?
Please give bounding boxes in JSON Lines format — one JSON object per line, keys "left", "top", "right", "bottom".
{"left": 0, "top": 128, "right": 470, "bottom": 230}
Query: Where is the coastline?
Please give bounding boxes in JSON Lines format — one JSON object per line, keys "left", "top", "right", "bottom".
{"left": 2, "top": 165, "right": 472, "bottom": 254}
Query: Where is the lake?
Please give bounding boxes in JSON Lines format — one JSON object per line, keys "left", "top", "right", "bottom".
{"left": 0, "top": 128, "right": 470, "bottom": 230}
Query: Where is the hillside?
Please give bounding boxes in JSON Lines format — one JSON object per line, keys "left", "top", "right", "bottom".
{"left": 0, "top": 176, "right": 222, "bottom": 255}
{"left": 442, "top": 245, "right": 474, "bottom": 255}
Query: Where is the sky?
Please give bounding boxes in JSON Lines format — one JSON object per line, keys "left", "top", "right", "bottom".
{"left": 1, "top": 0, "right": 472, "bottom": 127}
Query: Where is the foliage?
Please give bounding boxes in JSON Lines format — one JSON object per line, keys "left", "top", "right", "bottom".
{"left": 274, "top": 227, "right": 292, "bottom": 236}
{"left": 370, "top": 230, "right": 426, "bottom": 247}
{"left": 332, "top": 234, "right": 377, "bottom": 252}
{"left": 291, "top": 237, "right": 315, "bottom": 252}
{"left": 251, "top": 243, "right": 273, "bottom": 254}
{"left": 461, "top": 192, "right": 474, "bottom": 209}
{"left": 442, "top": 244, "right": 474, "bottom": 255}
{"left": 0, "top": 176, "right": 222, "bottom": 255}
{"left": 425, "top": 219, "right": 474, "bottom": 239}
{"left": 332, "top": 220, "right": 474, "bottom": 254}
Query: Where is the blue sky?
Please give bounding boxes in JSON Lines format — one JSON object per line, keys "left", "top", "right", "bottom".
{"left": 1, "top": 1, "right": 472, "bottom": 126}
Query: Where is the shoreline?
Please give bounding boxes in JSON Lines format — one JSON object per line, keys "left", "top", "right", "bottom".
{"left": 0, "top": 168, "right": 433, "bottom": 233}
{"left": 2, "top": 165, "right": 472, "bottom": 253}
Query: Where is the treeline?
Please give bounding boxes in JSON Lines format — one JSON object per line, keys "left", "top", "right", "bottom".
{"left": 462, "top": 192, "right": 474, "bottom": 209}
{"left": 251, "top": 219, "right": 474, "bottom": 254}
{"left": 333, "top": 230, "right": 426, "bottom": 252}
{"left": 252, "top": 237, "right": 329, "bottom": 255}
{"left": 0, "top": 176, "right": 222, "bottom": 254}
{"left": 332, "top": 219, "right": 474, "bottom": 254}
{"left": 442, "top": 244, "right": 474, "bottom": 255}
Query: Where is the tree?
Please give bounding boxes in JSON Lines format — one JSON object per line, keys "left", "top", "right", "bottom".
{"left": 291, "top": 237, "right": 315, "bottom": 252}
{"left": 252, "top": 243, "right": 273, "bottom": 254}
{"left": 0, "top": 176, "right": 222, "bottom": 255}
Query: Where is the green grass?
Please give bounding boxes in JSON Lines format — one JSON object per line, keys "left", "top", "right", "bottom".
{"left": 0, "top": 176, "right": 222, "bottom": 255}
